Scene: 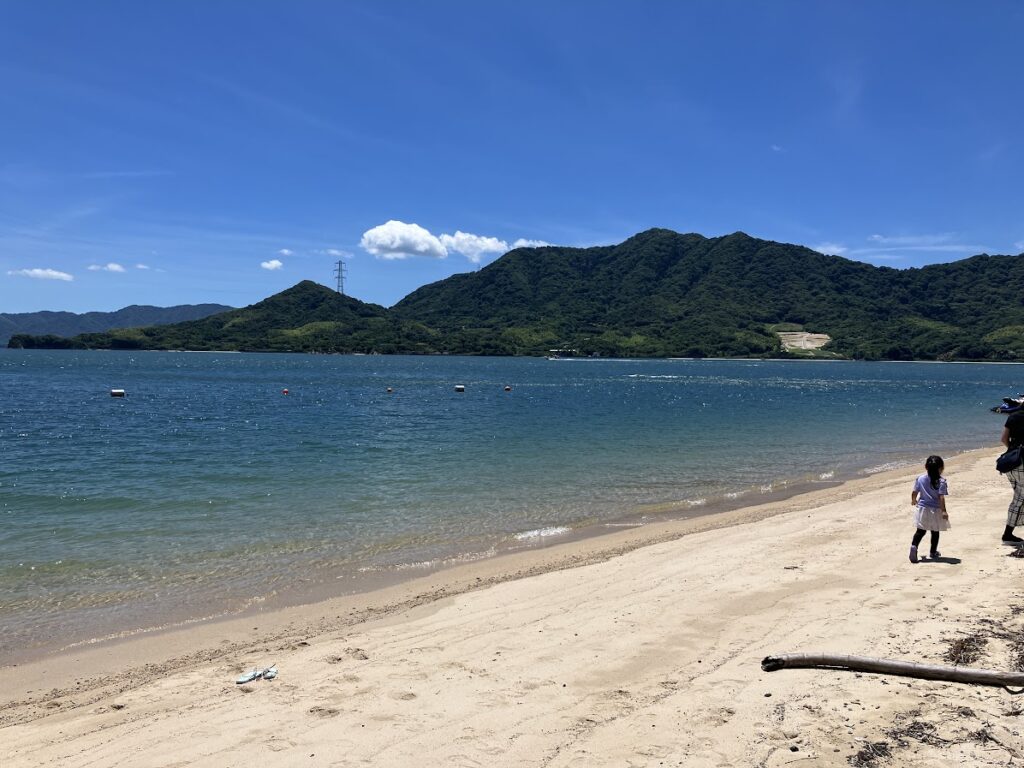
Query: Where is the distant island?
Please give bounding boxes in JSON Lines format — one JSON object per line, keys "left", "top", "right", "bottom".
{"left": 1, "top": 304, "right": 233, "bottom": 346}
{"left": 9, "top": 229, "right": 1024, "bottom": 360}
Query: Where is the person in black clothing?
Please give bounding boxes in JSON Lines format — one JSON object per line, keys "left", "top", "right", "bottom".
{"left": 1000, "top": 411, "right": 1024, "bottom": 544}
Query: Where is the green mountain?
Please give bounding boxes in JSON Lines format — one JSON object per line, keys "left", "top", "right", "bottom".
{"left": 392, "top": 229, "right": 1024, "bottom": 360}
{"left": 0, "top": 303, "right": 233, "bottom": 345}
{"left": 8, "top": 281, "right": 439, "bottom": 353}
{"left": 9, "top": 229, "right": 1024, "bottom": 360}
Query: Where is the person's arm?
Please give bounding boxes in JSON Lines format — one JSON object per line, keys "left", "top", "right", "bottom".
{"left": 940, "top": 494, "right": 948, "bottom": 518}
{"left": 1003, "top": 426, "right": 1012, "bottom": 448}
{"left": 911, "top": 489, "right": 919, "bottom": 506}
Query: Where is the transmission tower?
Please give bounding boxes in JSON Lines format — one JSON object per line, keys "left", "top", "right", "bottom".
{"left": 333, "top": 259, "right": 347, "bottom": 295}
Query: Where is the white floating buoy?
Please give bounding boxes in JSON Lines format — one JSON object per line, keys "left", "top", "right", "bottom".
{"left": 454, "top": 384, "right": 465, "bottom": 393}
{"left": 504, "top": 385, "right": 512, "bottom": 392}
{"left": 110, "top": 389, "right": 125, "bottom": 398}
{"left": 386, "top": 387, "right": 393, "bottom": 394}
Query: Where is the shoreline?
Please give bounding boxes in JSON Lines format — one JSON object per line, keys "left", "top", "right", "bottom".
{"left": 8, "top": 448, "right": 1024, "bottom": 765}
{"left": 1, "top": 444, "right": 943, "bottom": 667}
{"left": 2, "top": 449, "right": 925, "bottom": 671}
{"left": 8, "top": 446, "right": 1024, "bottom": 765}
{"left": 2, "top": 451, "right": 937, "bottom": 687}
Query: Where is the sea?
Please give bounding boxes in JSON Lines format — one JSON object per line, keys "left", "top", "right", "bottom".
{"left": 0, "top": 350, "right": 1017, "bottom": 662}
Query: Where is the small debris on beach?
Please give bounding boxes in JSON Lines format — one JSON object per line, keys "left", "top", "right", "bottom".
{"left": 944, "top": 634, "right": 987, "bottom": 665}
{"left": 850, "top": 740, "right": 891, "bottom": 767}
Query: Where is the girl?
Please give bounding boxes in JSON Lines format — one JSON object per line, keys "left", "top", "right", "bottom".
{"left": 909, "top": 455, "right": 949, "bottom": 563}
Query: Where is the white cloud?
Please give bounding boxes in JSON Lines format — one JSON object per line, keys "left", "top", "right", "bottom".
{"left": 261, "top": 259, "right": 284, "bottom": 270}
{"left": 8, "top": 268, "right": 74, "bottom": 281}
{"left": 811, "top": 242, "right": 847, "bottom": 256}
{"left": 360, "top": 220, "right": 447, "bottom": 260}
{"left": 87, "top": 262, "right": 126, "bottom": 272}
{"left": 862, "top": 233, "right": 984, "bottom": 254}
{"left": 135, "top": 263, "right": 150, "bottom": 270}
{"left": 868, "top": 233, "right": 952, "bottom": 247}
{"left": 770, "top": 144, "right": 785, "bottom": 153}
{"left": 439, "top": 231, "right": 509, "bottom": 264}
{"left": 314, "top": 248, "right": 352, "bottom": 258}
{"left": 278, "top": 248, "right": 293, "bottom": 257}
{"left": 361, "top": 219, "right": 551, "bottom": 263}
{"left": 839, "top": 232, "right": 994, "bottom": 264}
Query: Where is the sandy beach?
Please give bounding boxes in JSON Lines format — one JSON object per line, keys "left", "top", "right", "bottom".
{"left": 5, "top": 447, "right": 1024, "bottom": 767}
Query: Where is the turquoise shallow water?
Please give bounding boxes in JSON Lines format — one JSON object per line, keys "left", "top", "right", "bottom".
{"left": 0, "top": 350, "right": 1016, "bottom": 659}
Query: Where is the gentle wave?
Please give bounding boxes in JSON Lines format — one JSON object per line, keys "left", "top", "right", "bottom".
{"left": 514, "top": 526, "right": 572, "bottom": 541}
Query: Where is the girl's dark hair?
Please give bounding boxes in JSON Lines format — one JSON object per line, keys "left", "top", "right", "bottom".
{"left": 925, "top": 455, "right": 944, "bottom": 490}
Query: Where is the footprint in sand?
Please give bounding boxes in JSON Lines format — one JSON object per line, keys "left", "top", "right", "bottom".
{"left": 309, "top": 705, "right": 339, "bottom": 717}
{"left": 266, "top": 738, "right": 297, "bottom": 752}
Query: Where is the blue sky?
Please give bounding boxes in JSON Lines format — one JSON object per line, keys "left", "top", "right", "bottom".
{"left": 2, "top": 2, "right": 1022, "bottom": 314}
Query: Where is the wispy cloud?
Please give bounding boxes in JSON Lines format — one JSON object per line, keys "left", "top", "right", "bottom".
{"left": 811, "top": 242, "right": 847, "bottom": 255}
{"left": 8, "top": 268, "right": 74, "bottom": 281}
{"left": 277, "top": 248, "right": 294, "bottom": 257}
{"left": 835, "top": 232, "right": 993, "bottom": 263}
{"left": 827, "top": 62, "right": 866, "bottom": 127}
{"left": 79, "top": 170, "right": 175, "bottom": 180}
{"left": 87, "top": 262, "right": 126, "bottom": 272}
{"left": 978, "top": 143, "right": 1006, "bottom": 165}
{"left": 863, "top": 233, "right": 986, "bottom": 254}
{"left": 135, "top": 263, "right": 150, "bottom": 270}
{"left": 770, "top": 144, "right": 786, "bottom": 153}
{"left": 315, "top": 248, "right": 352, "bottom": 258}
{"left": 260, "top": 259, "right": 283, "bottom": 271}
{"left": 195, "top": 74, "right": 404, "bottom": 152}
{"left": 868, "top": 233, "right": 950, "bottom": 247}
{"left": 807, "top": 233, "right": 993, "bottom": 265}
{"left": 512, "top": 238, "right": 551, "bottom": 249}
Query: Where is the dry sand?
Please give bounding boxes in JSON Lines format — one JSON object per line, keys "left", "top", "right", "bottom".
{"left": 5, "top": 447, "right": 1024, "bottom": 767}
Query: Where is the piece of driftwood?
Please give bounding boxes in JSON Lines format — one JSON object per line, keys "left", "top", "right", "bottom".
{"left": 762, "top": 653, "right": 1024, "bottom": 692}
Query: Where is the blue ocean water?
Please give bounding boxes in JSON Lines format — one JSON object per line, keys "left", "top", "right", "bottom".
{"left": 0, "top": 350, "right": 1015, "bottom": 659}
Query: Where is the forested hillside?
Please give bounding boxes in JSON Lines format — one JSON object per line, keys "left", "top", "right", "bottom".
{"left": 9, "top": 282, "right": 440, "bottom": 354}
{"left": 10, "top": 229, "right": 1024, "bottom": 360}
{"left": 0, "top": 303, "right": 232, "bottom": 345}
{"left": 392, "top": 229, "right": 1024, "bottom": 359}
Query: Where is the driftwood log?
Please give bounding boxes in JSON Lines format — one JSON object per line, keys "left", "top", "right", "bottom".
{"left": 762, "top": 653, "right": 1024, "bottom": 692}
